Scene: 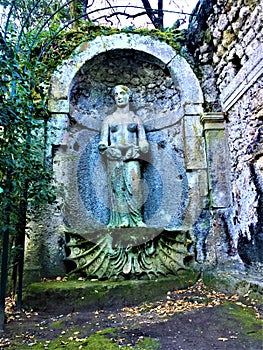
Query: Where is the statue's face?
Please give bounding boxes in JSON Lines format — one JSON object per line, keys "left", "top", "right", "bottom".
{"left": 113, "top": 86, "right": 129, "bottom": 107}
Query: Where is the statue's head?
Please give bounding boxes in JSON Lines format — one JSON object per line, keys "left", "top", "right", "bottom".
{"left": 112, "top": 85, "right": 131, "bottom": 107}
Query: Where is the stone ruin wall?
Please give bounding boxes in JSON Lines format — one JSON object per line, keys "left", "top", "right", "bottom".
{"left": 188, "top": 0, "right": 263, "bottom": 269}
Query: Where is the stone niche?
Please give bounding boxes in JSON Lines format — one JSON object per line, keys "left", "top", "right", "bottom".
{"left": 67, "top": 49, "right": 187, "bottom": 231}
{"left": 25, "top": 34, "right": 209, "bottom": 282}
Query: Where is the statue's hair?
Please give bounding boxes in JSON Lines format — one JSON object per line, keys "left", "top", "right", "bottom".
{"left": 112, "top": 85, "right": 131, "bottom": 97}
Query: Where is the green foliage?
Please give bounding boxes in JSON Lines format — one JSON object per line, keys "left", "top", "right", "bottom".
{"left": 0, "top": 1, "right": 58, "bottom": 303}
{"left": 0, "top": 49, "right": 56, "bottom": 214}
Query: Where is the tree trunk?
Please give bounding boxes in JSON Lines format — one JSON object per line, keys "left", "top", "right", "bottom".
{"left": 141, "top": 0, "right": 163, "bottom": 29}
{"left": 0, "top": 176, "right": 12, "bottom": 332}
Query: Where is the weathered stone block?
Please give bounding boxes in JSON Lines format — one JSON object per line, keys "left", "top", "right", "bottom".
{"left": 184, "top": 136, "right": 207, "bottom": 170}
{"left": 168, "top": 56, "right": 203, "bottom": 105}
{"left": 183, "top": 115, "right": 206, "bottom": 171}
{"left": 184, "top": 114, "right": 204, "bottom": 136}
{"left": 23, "top": 274, "right": 199, "bottom": 312}
{"left": 184, "top": 170, "right": 208, "bottom": 225}
{"left": 222, "top": 30, "right": 235, "bottom": 48}
{"left": 217, "top": 13, "right": 229, "bottom": 31}
{"left": 184, "top": 103, "right": 203, "bottom": 116}
{"left": 101, "top": 34, "right": 176, "bottom": 66}
{"left": 205, "top": 129, "right": 231, "bottom": 208}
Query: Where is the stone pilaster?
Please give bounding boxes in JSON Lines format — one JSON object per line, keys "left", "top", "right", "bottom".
{"left": 183, "top": 103, "right": 207, "bottom": 170}
{"left": 201, "top": 112, "right": 231, "bottom": 208}
{"left": 183, "top": 103, "right": 208, "bottom": 224}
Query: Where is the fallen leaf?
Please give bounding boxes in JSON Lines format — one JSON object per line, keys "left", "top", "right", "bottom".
{"left": 218, "top": 337, "right": 228, "bottom": 341}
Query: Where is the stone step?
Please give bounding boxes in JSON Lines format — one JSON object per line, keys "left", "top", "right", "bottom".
{"left": 23, "top": 271, "right": 199, "bottom": 313}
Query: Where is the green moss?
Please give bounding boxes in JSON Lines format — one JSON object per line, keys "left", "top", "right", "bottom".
{"left": 97, "top": 327, "right": 118, "bottom": 336}
{"left": 83, "top": 332, "right": 118, "bottom": 350}
{"left": 10, "top": 327, "right": 160, "bottom": 350}
{"left": 84, "top": 329, "right": 161, "bottom": 350}
{"left": 35, "top": 22, "right": 185, "bottom": 86}
{"left": 204, "top": 29, "right": 211, "bottom": 43}
{"left": 134, "top": 337, "right": 161, "bottom": 349}
{"left": 222, "top": 302, "right": 263, "bottom": 341}
{"left": 50, "top": 319, "right": 64, "bottom": 329}
{"left": 24, "top": 274, "right": 199, "bottom": 312}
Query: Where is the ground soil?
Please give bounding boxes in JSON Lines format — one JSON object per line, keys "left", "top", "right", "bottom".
{"left": 1, "top": 281, "right": 263, "bottom": 349}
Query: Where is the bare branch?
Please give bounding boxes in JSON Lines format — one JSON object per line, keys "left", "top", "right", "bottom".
{"left": 83, "top": 0, "right": 95, "bottom": 14}
{"left": 94, "top": 10, "right": 148, "bottom": 23}
{"left": 85, "top": 5, "right": 193, "bottom": 29}
{"left": 86, "top": 6, "right": 193, "bottom": 19}
{"left": 105, "top": 0, "right": 122, "bottom": 26}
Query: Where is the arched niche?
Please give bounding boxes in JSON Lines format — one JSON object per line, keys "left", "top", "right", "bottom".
{"left": 48, "top": 33, "right": 207, "bottom": 238}
{"left": 48, "top": 33, "right": 203, "bottom": 111}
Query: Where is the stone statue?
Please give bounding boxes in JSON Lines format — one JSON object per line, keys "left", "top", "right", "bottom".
{"left": 98, "top": 85, "right": 149, "bottom": 228}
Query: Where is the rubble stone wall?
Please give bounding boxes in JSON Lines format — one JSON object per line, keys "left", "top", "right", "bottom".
{"left": 188, "top": 0, "right": 263, "bottom": 269}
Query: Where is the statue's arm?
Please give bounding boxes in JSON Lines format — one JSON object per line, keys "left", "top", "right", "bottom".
{"left": 137, "top": 117, "right": 149, "bottom": 154}
{"left": 98, "top": 119, "right": 109, "bottom": 152}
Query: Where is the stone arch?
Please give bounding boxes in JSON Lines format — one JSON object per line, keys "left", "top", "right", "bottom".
{"left": 48, "top": 33, "right": 203, "bottom": 114}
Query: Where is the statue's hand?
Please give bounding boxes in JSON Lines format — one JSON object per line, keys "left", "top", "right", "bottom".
{"left": 105, "top": 146, "right": 122, "bottom": 160}
{"left": 124, "top": 146, "right": 140, "bottom": 160}
{"left": 139, "top": 141, "right": 149, "bottom": 154}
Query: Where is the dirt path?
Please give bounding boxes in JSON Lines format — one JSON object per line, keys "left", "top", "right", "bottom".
{"left": 1, "top": 280, "right": 262, "bottom": 349}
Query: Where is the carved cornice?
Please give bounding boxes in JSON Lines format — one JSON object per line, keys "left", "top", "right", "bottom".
{"left": 201, "top": 112, "right": 225, "bottom": 130}
{"left": 221, "top": 43, "right": 263, "bottom": 111}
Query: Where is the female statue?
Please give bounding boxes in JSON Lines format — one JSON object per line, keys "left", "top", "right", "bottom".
{"left": 98, "top": 85, "right": 149, "bottom": 228}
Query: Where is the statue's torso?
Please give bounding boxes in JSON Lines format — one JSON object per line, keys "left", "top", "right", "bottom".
{"left": 107, "top": 112, "right": 139, "bottom": 147}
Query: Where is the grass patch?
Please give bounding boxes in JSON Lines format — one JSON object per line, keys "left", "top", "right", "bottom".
{"left": 50, "top": 320, "right": 64, "bottom": 329}
{"left": 10, "top": 327, "right": 161, "bottom": 349}
{"left": 223, "top": 302, "right": 263, "bottom": 341}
